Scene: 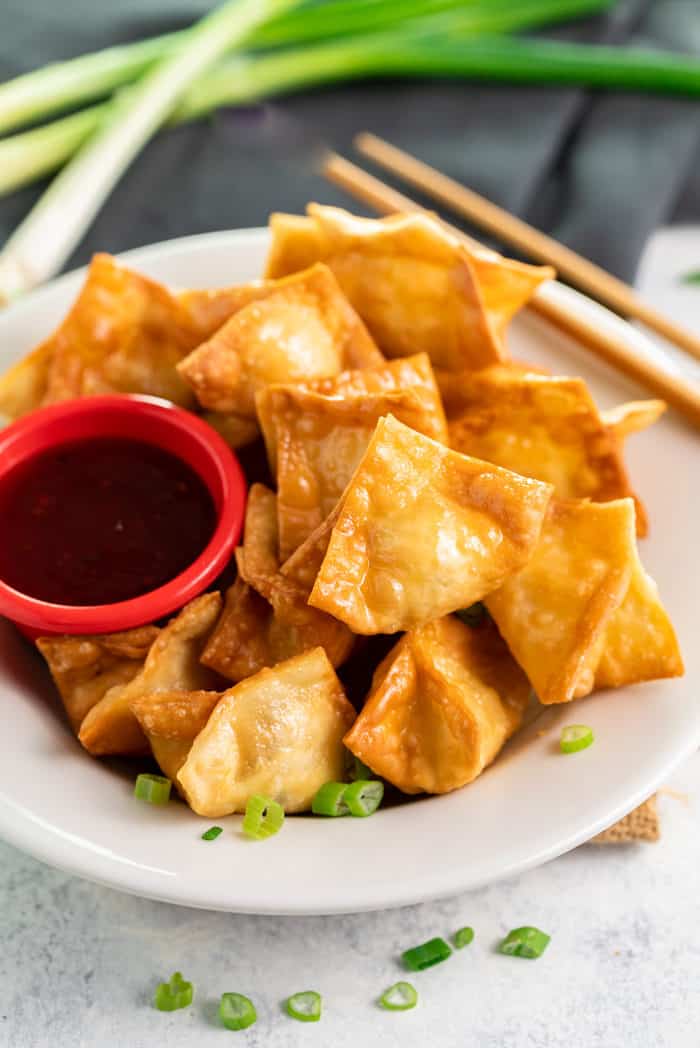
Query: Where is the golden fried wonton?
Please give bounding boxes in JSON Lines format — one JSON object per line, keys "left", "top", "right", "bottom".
{"left": 257, "top": 382, "right": 448, "bottom": 560}
{"left": 36, "top": 626, "right": 159, "bottom": 734}
{"left": 265, "top": 205, "right": 553, "bottom": 370}
{"left": 447, "top": 368, "right": 648, "bottom": 532}
{"left": 130, "top": 689, "right": 221, "bottom": 781}
{"left": 201, "top": 485, "right": 354, "bottom": 681}
{"left": 485, "top": 498, "right": 682, "bottom": 705}
{"left": 601, "top": 399, "right": 666, "bottom": 442}
{"left": 176, "top": 262, "right": 382, "bottom": 419}
{"left": 78, "top": 592, "right": 223, "bottom": 756}
{"left": 0, "top": 254, "right": 208, "bottom": 419}
{"left": 344, "top": 616, "right": 530, "bottom": 794}
{"left": 178, "top": 647, "right": 356, "bottom": 816}
{"left": 309, "top": 414, "right": 553, "bottom": 634}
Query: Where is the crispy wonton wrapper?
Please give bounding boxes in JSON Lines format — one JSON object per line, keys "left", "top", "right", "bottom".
{"left": 265, "top": 205, "right": 553, "bottom": 370}
{"left": 78, "top": 592, "right": 223, "bottom": 756}
{"left": 309, "top": 414, "right": 553, "bottom": 634}
{"left": 486, "top": 498, "right": 682, "bottom": 705}
{"left": 36, "top": 626, "right": 159, "bottom": 734}
{"left": 447, "top": 367, "right": 650, "bottom": 534}
{"left": 130, "top": 689, "right": 221, "bottom": 781}
{"left": 201, "top": 485, "right": 354, "bottom": 681}
{"left": 0, "top": 254, "right": 210, "bottom": 419}
{"left": 178, "top": 647, "right": 356, "bottom": 816}
{"left": 257, "top": 381, "right": 448, "bottom": 560}
{"left": 344, "top": 616, "right": 530, "bottom": 794}
{"left": 176, "top": 262, "right": 382, "bottom": 419}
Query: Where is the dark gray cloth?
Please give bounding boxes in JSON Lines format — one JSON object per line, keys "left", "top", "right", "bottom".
{"left": 0, "top": 0, "right": 699, "bottom": 282}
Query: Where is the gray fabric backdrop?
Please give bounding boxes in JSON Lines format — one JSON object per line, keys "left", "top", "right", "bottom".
{"left": 0, "top": 0, "right": 699, "bottom": 282}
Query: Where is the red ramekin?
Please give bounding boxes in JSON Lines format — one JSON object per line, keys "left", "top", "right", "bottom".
{"left": 0, "top": 395, "right": 247, "bottom": 639}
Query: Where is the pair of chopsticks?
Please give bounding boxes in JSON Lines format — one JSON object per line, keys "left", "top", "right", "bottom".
{"left": 321, "top": 133, "right": 700, "bottom": 430}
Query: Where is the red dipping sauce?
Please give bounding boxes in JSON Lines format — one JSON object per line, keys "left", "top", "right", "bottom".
{"left": 0, "top": 437, "right": 217, "bottom": 607}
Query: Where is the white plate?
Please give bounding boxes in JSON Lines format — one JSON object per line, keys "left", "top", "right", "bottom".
{"left": 0, "top": 229, "right": 697, "bottom": 915}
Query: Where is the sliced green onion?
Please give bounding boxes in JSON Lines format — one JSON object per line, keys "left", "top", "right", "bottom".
{"left": 456, "top": 603, "right": 487, "bottom": 627}
{"left": 353, "top": 755, "right": 374, "bottom": 781}
{"left": 379, "top": 981, "right": 418, "bottom": 1011}
{"left": 154, "top": 972, "right": 193, "bottom": 1012}
{"left": 219, "top": 992, "right": 257, "bottom": 1030}
{"left": 201, "top": 825, "right": 223, "bottom": 841}
{"left": 344, "top": 779, "right": 384, "bottom": 817}
{"left": 499, "top": 926, "right": 550, "bottom": 959}
{"left": 680, "top": 269, "right": 700, "bottom": 286}
{"left": 402, "top": 937, "right": 452, "bottom": 971}
{"left": 286, "top": 991, "right": 322, "bottom": 1023}
{"left": 560, "top": 724, "right": 594, "bottom": 754}
{"left": 134, "top": 773, "right": 171, "bottom": 805}
{"left": 242, "top": 795, "right": 285, "bottom": 840}
{"left": 454, "top": 926, "right": 475, "bottom": 949}
{"left": 312, "top": 781, "right": 349, "bottom": 817}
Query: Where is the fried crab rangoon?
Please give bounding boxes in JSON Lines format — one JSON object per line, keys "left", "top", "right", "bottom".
{"left": 308, "top": 414, "right": 553, "bottom": 634}
{"left": 130, "top": 689, "right": 222, "bottom": 782}
{"left": 177, "top": 647, "right": 356, "bottom": 816}
{"left": 344, "top": 615, "right": 530, "bottom": 794}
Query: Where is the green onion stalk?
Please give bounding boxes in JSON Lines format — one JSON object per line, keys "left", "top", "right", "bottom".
{"left": 0, "top": 0, "right": 614, "bottom": 136}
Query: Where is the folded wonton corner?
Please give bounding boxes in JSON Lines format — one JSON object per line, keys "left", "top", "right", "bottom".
{"left": 130, "top": 688, "right": 222, "bottom": 782}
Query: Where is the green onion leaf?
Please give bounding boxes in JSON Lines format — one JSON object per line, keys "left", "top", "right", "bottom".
{"left": 154, "top": 971, "right": 193, "bottom": 1012}
{"left": 454, "top": 926, "right": 475, "bottom": 949}
{"left": 201, "top": 825, "right": 223, "bottom": 841}
{"left": 353, "top": 755, "right": 374, "bottom": 781}
{"left": 456, "top": 602, "right": 487, "bottom": 627}
{"left": 134, "top": 773, "right": 171, "bottom": 805}
{"left": 402, "top": 937, "right": 452, "bottom": 971}
{"left": 379, "top": 981, "right": 418, "bottom": 1011}
{"left": 286, "top": 990, "right": 322, "bottom": 1023}
{"left": 242, "top": 795, "right": 285, "bottom": 840}
{"left": 312, "top": 781, "right": 350, "bottom": 817}
{"left": 219, "top": 992, "right": 257, "bottom": 1030}
{"left": 343, "top": 779, "right": 384, "bottom": 817}
{"left": 499, "top": 926, "right": 550, "bottom": 959}
{"left": 560, "top": 724, "right": 594, "bottom": 754}
{"left": 680, "top": 270, "right": 700, "bottom": 285}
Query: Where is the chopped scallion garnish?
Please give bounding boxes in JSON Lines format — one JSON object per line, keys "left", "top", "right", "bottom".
{"left": 242, "top": 795, "right": 285, "bottom": 840}
{"left": 201, "top": 825, "right": 223, "bottom": 841}
{"left": 560, "top": 724, "right": 594, "bottom": 754}
{"left": 219, "top": 992, "right": 257, "bottom": 1030}
{"left": 311, "top": 781, "right": 349, "bottom": 817}
{"left": 286, "top": 990, "right": 322, "bottom": 1022}
{"left": 454, "top": 926, "right": 475, "bottom": 949}
{"left": 154, "top": 971, "right": 193, "bottom": 1011}
{"left": 499, "top": 926, "right": 550, "bottom": 959}
{"left": 353, "top": 755, "right": 374, "bottom": 781}
{"left": 379, "top": 981, "right": 418, "bottom": 1011}
{"left": 402, "top": 937, "right": 452, "bottom": 971}
{"left": 343, "top": 779, "right": 384, "bottom": 817}
{"left": 134, "top": 773, "right": 171, "bottom": 805}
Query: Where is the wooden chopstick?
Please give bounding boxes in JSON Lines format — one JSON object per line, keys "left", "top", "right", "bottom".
{"left": 322, "top": 151, "right": 700, "bottom": 430}
{"left": 354, "top": 132, "right": 700, "bottom": 365}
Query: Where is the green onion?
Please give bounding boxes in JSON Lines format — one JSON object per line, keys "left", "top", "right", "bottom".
{"left": 134, "top": 773, "right": 172, "bottom": 805}
{"left": 454, "top": 926, "right": 475, "bottom": 949}
{"left": 343, "top": 779, "right": 384, "bottom": 817}
{"left": 679, "top": 270, "right": 700, "bottom": 286}
{"left": 201, "top": 825, "right": 223, "bottom": 841}
{"left": 286, "top": 991, "right": 322, "bottom": 1023}
{"left": 0, "top": 0, "right": 300, "bottom": 302}
{"left": 456, "top": 603, "right": 487, "bottom": 627}
{"left": 312, "top": 781, "right": 350, "bottom": 817}
{"left": 219, "top": 992, "right": 257, "bottom": 1030}
{"left": 379, "top": 981, "right": 418, "bottom": 1011}
{"left": 560, "top": 724, "right": 594, "bottom": 754}
{"left": 402, "top": 937, "right": 452, "bottom": 971}
{"left": 242, "top": 795, "right": 285, "bottom": 839}
{"left": 154, "top": 972, "right": 193, "bottom": 1012}
{"left": 499, "top": 926, "right": 550, "bottom": 959}
{"left": 353, "top": 755, "right": 374, "bottom": 781}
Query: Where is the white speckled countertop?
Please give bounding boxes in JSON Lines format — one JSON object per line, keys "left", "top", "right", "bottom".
{"left": 2, "top": 231, "right": 699, "bottom": 1048}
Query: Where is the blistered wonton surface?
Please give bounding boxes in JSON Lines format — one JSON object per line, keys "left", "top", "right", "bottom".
{"left": 486, "top": 498, "right": 681, "bottom": 705}
{"left": 344, "top": 616, "right": 530, "bottom": 794}
{"left": 178, "top": 647, "right": 356, "bottom": 816}
{"left": 130, "top": 689, "right": 221, "bottom": 782}
{"left": 309, "top": 414, "right": 553, "bottom": 634}
{"left": 176, "top": 262, "right": 382, "bottom": 420}
{"left": 265, "top": 205, "right": 552, "bottom": 370}
{"left": 78, "top": 592, "right": 222, "bottom": 756}
{"left": 447, "top": 368, "right": 649, "bottom": 532}
{"left": 36, "top": 626, "right": 159, "bottom": 734}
